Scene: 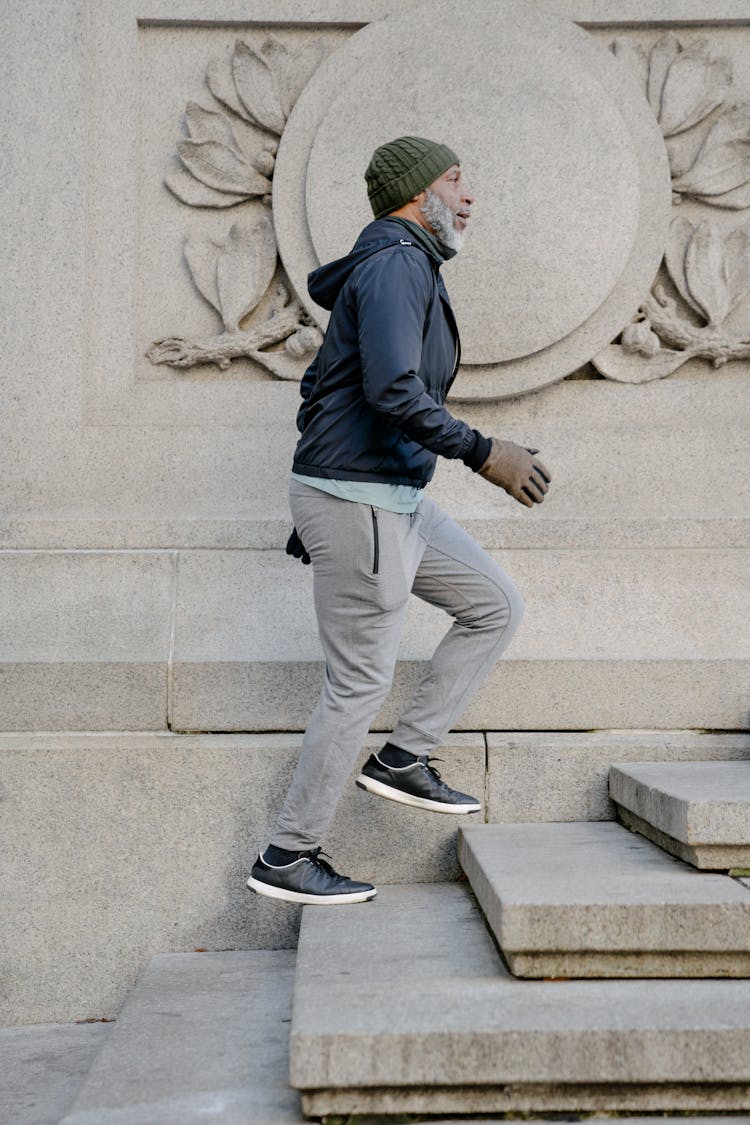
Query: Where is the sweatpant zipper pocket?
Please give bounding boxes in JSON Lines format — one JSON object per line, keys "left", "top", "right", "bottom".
{"left": 370, "top": 506, "right": 380, "bottom": 574}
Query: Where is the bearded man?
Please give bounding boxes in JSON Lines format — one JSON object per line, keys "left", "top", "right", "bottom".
{"left": 248, "top": 136, "right": 551, "bottom": 905}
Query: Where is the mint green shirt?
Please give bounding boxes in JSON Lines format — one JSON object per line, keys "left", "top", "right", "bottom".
{"left": 291, "top": 473, "right": 423, "bottom": 514}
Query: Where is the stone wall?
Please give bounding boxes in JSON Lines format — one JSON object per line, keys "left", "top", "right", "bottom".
{"left": 2, "top": 0, "right": 748, "bottom": 1022}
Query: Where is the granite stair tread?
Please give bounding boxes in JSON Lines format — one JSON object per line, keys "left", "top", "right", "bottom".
{"left": 0, "top": 1022, "right": 109, "bottom": 1125}
{"left": 290, "top": 882, "right": 750, "bottom": 1117}
{"left": 610, "top": 760, "right": 750, "bottom": 869}
{"left": 458, "top": 820, "right": 750, "bottom": 978}
{"left": 60, "top": 950, "right": 299, "bottom": 1124}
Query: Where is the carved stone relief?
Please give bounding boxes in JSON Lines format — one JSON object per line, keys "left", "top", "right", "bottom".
{"left": 163, "top": 35, "right": 328, "bottom": 208}
{"left": 147, "top": 36, "right": 327, "bottom": 380}
{"left": 144, "top": 10, "right": 749, "bottom": 397}
{"left": 593, "top": 34, "right": 750, "bottom": 383}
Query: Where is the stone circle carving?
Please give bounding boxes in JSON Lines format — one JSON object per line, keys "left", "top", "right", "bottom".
{"left": 273, "top": 0, "right": 672, "bottom": 399}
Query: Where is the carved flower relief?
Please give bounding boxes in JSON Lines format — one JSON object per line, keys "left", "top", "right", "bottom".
{"left": 184, "top": 219, "right": 277, "bottom": 335}
{"left": 613, "top": 33, "right": 750, "bottom": 210}
{"left": 165, "top": 36, "right": 327, "bottom": 209}
{"left": 645, "top": 34, "right": 732, "bottom": 138}
{"left": 593, "top": 216, "right": 750, "bottom": 383}
{"left": 167, "top": 104, "right": 276, "bottom": 209}
{"left": 666, "top": 217, "right": 750, "bottom": 329}
{"left": 594, "top": 33, "right": 750, "bottom": 384}
{"left": 147, "top": 214, "right": 323, "bottom": 376}
{"left": 150, "top": 35, "right": 329, "bottom": 376}
{"left": 671, "top": 106, "right": 750, "bottom": 211}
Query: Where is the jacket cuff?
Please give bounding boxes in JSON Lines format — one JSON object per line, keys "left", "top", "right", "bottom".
{"left": 461, "top": 430, "right": 492, "bottom": 472}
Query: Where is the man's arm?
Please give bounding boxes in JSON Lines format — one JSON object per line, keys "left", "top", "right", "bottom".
{"left": 357, "top": 246, "right": 551, "bottom": 506}
{"left": 355, "top": 247, "right": 477, "bottom": 460}
{"left": 296, "top": 351, "right": 320, "bottom": 434}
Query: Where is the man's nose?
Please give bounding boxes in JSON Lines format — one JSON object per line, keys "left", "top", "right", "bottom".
{"left": 462, "top": 182, "right": 475, "bottom": 205}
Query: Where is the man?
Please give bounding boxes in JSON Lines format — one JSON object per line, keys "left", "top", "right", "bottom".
{"left": 247, "top": 136, "right": 551, "bottom": 905}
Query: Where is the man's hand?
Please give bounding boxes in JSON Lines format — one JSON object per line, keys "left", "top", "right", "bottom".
{"left": 478, "top": 439, "right": 551, "bottom": 507}
{"left": 286, "top": 528, "right": 311, "bottom": 565}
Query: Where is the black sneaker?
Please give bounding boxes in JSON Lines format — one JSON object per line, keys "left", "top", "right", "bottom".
{"left": 356, "top": 753, "right": 482, "bottom": 815}
{"left": 246, "top": 847, "right": 377, "bottom": 905}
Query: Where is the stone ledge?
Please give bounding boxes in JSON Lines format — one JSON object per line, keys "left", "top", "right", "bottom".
{"left": 0, "top": 663, "right": 169, "bottom": 731}
{"left": 458, "top": 821, "right": 750, "bottom": 978}
{"left": 410, "top": 1119, "right": 738, "bottom": 1125}
{"left": 0, "top": 1023, "right": 109, "bottom": 1125}
{"left": 172, "top": 657, "right": 750, "bottom": 731}
{"left": 2, "top": 516, "right": 747, "bottom": 550}
{"left": 60, "top": 950, "right": 298, "bottom": 1125}
{"left": 3, "top": 541, "right": 747, "bottom": 729}
{"left": 617, "top": 805, "right": 750, "bottom": 872}
{"left": 610, "top": 761, "right": 750, "bottom": 871}
{"left": 0, "top": 550, "right": 173, "bottom": 729}
{"left": 301, "top": 1084, "right": 750, "bottom": 1117}
{"left": 173, "top": 547, "right": 750, "bottom": 664}
{"left": 168, "top": 542, "right": 749, "bottom": 730}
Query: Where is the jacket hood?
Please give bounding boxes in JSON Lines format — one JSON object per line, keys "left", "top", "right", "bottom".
{"left": 307, "top": 219, "right": 436, "bottom": 310}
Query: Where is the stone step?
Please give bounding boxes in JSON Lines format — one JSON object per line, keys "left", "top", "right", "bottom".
{"left": 0, "top": 730, "right": 483, "bottom": 1026}
{"left": 0, "top": 1022, "right": 109, "bottom": 1125}
{"left": 5, "top": 543, "right": 744, "bottom": 732}
{"left": 290, "top": 882, "right": 750, "bottom": 1117}
{"left": 610, "top": 760, "right": 750, "bottom": 870}
{"left": 60, "top": 950, "right": 299, "bottom": 1124}
{"left": 457, "top": 821, "right": 750, "bottom": 978}
{"left": 171, "top": 544, "right": 749, "bottom": 731}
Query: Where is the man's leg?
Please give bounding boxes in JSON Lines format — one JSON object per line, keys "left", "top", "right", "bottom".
{"left": 270, "top": 484, "right": 421, "bottom": 851}
{"left": 388, "top": 496, "right": 525, "bottom": 755}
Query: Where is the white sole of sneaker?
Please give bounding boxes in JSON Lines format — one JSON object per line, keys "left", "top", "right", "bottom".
{"left": 355, "top": 775, "right": 482, "bottom": 814}
{"left": 246, "top": 876, "right": 377, "bottom": 905}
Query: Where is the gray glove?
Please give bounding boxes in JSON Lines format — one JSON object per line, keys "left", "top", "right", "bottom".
{"left": 478, "top": 439, "right": 551, "bottom": 507}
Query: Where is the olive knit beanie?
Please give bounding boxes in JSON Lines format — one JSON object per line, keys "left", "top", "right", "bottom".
{"left": 365, "top": 135, "right": 460, "bottom": 219}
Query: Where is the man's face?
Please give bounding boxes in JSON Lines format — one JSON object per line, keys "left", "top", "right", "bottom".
{"left": 428, "top": 164, "right": 474, "bottom": 233}
{"left": 419, "top": 164, "right": 474, "bottom": 250}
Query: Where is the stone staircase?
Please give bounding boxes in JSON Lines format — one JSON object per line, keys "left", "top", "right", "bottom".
{"left": 290, "top": 758, "right": 750, "bottom": 1118}
{"left": 4, "top": 758, "right": 750, "bottom": 1122}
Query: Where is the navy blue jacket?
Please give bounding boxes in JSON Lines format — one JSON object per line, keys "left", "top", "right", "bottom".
{"left": 292, "top": 219, "right": 478, "bottom": 489}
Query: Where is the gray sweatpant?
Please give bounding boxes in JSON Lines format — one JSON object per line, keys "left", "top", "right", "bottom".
{"left": 271, "top": 478, "right": 525, "bottom": 850}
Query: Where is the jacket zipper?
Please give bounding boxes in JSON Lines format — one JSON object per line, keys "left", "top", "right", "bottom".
{"left": 370, "top": 507, "right": 380, "bottom": 575}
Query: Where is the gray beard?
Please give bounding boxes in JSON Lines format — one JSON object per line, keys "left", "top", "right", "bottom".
{"left": 420, "top": 188, "right": 464, "bottom": 251}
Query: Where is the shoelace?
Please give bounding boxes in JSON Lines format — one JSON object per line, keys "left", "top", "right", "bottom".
{"left": 300, "top": 846, "right": 345, "bottom": 878}
{"left": 420, "top": 756, "right": 447, "bottom": 783}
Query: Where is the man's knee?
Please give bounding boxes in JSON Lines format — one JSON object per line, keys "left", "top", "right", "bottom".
{"left": 324, "top": 663, "right": 394, "bottom": 710}
{"left": 473, "top": 576, "right": 525, "bottom": 636}
{"left": 506, "top": 582, "right": 525, "bottom": 627}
